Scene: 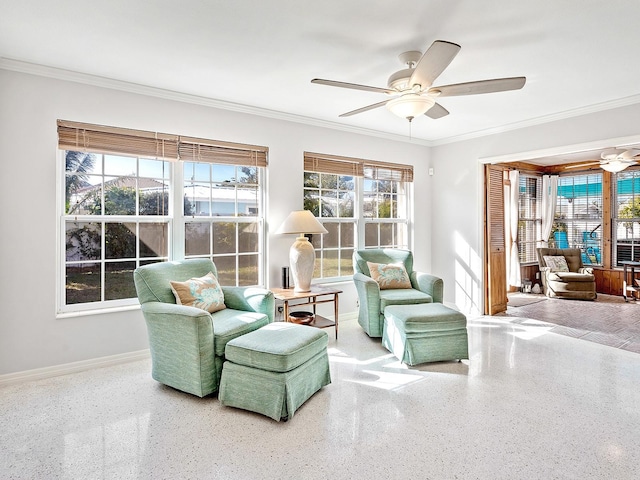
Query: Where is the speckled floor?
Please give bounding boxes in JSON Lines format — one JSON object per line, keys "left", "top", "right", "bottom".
{"left": 2, "top": 313, "right": 639, "bottom": 479}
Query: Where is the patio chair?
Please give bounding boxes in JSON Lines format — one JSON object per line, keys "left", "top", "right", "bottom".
{"left": 537, "top": 247, "right": 596, "bottom": 300}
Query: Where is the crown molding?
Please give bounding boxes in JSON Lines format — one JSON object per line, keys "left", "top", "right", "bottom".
{"left": 431, "top": 94, "right": 640, "bottom": 147}
{"left": 0, "top": 57, "right": 431, "bottom": 147}
{"left": 4, "top": 57, "right": 639, "bottom": 149}
{"left": 479, "top": 134, "right": 640, "bottom": 165}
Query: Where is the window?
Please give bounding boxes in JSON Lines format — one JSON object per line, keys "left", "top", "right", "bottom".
{"left": 517, "top": 175, "right": 542, "bottom": 263}
{"left": 613, "top": 168, "right": 640, "bottom": 265}
{"left": 363, "top": 164, "right": 410, "bottom": 249}
{"left": 183, "top": 162, "right": 264, "bottom": 286}
{"left": 303, "top": 152, "right": 412, "bottom": 281}
{"left": 64, "top": 151, "right": 170, "bottom": 307}
{"left": 59, "top": 120, "right": 267, "bottom": 312}
{"left": 554, "top": 173, "right": 603, "bottom": 265}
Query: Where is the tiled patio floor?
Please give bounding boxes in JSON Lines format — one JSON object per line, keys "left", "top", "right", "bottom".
{"left": 499, "top": 292, "right": 640, "bottom": 353}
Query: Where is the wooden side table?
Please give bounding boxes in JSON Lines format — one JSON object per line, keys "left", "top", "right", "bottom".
{"left": 621, "top": 261, "right": 640, "bottom": 302}
{"left": 270, "top": 285, "right": 342, "bottom": 339}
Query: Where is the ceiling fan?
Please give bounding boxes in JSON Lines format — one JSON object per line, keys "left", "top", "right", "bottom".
{"left": 566, "top": 148, "right": 640, "bottom": 173}
{"left": 311, "top": 40, "right": 526, "bottom": 122}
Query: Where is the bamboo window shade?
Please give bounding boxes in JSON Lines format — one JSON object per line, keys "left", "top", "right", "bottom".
{"left": 304, "top": 151, "right": 413, "bottom": 182}
{"left": 57, "top": 120, "right": 268, "bottom": 167}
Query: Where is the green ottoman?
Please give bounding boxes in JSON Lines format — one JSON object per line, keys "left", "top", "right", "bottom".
{"left": 383, "top": 303, "right": 469, "bottom": 366}
{"left": 219, "top": 322, "right": 331, "bottom": 421}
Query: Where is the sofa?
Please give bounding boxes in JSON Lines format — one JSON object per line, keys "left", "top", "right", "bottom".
{"left": 536, "top": 247, "right": 597, "bottom": 300}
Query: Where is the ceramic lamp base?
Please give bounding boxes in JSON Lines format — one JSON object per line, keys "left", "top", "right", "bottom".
{"left": 289, "top": 235, "right": 315, "bottom": 293}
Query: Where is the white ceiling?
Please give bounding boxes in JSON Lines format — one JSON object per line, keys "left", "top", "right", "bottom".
{"left": 2, "top": 0, "right": 640, "bottom": 149}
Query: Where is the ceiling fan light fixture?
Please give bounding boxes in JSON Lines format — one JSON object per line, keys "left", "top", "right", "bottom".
{"left": 600, "top": 159, "right": 634, "bottom": 173}
{"left": 386, "top": 94, "right": 435, "bottom": 120}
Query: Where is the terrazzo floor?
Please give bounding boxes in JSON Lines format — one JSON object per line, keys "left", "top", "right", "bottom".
{"left": 2, "top": 310, "right": 640, "bottom": 479}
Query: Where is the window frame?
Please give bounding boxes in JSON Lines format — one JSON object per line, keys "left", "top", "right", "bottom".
{"left": 303, "top": 153, "right": 413, "bottom": 283}
{"left": 612, "top": 167, "right": 640, "bottom": 266}
{"left": 181, "top": 160, "right": 266, "bottom": 287}
{"left": 60, "top": 151, "right": 173, "bottom": 313}
{"left": 517, "top": 174, "right": 542, "bottom": 264}
{"left": 553, "top": 172, "right": 603, "bottom": 266}
{"left": 57, "top": 120, "right": 268, "bottom": 314}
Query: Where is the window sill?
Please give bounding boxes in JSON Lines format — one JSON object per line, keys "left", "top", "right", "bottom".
{"left": 56, "top": 303, "right": 141, "bottom": 319}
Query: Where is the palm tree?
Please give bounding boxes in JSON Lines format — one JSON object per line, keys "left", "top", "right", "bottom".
{"left": 65, "top": 151, "right": 96, "bottom": 213}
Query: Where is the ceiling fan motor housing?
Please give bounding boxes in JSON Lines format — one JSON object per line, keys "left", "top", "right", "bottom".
{"left": 388, "top": 68, "right": 416, "bottom": 91}
{"left": 388, "top": 51, "right": 426, "bottom": 91}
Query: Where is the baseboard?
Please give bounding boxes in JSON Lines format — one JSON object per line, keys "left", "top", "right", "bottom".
{"left": 0, "top": 349, "right": 151, "bottom": 387}
{"left": 0, "top": 316, "right": 359, "bottom": 387}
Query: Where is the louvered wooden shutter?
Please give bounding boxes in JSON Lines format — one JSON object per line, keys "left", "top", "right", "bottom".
{"left": 485, "top": 164, "right": 508, "bottom": 314}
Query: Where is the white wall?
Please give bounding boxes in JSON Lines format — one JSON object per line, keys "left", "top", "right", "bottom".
{"left": 0, "top": 69, "right": 432, "bottom": 375}
{"left": 5, "top": 65, "right": 638, "bottom": 376}
{"left": 430, "top": 102, "right": 640, "bottom": 314}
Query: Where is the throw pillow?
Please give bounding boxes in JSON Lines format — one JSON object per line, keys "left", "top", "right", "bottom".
{"left": 170, "top": 272, "right": 226, "bottom": 313}
{"left": 367, "top": 261, "right": 412, "bottom": 290}
{"left": 543, "top": 255, "right": 570, "bottom": 272}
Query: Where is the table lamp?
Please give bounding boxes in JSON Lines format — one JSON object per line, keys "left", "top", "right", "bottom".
{"left": 275, "top": 210, "right": 328, "bottom": 292}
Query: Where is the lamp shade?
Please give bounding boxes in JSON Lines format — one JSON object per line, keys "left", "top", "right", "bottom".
{"left": 386, "top": 94, "right": 435, "bottom": 119}
{"left": 275, "top": 210, "right": 329, "bottom": 235}
{"left": 276, "top": 210, "right": 327, "bottom": 293}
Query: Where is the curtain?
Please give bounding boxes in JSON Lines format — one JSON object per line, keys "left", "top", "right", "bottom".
{"left": 507, "top": 170, "right": 521, "bottom": 287}
{"left": 539, "top": 175, "right": 558, "bottom": 247}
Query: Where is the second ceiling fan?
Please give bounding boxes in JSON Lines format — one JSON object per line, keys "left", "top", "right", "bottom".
{"left": 566, "top": 148, "right": 640, "bottom": 173}
{"left": 312, "top": 40, "right": 526, "bottom": 121}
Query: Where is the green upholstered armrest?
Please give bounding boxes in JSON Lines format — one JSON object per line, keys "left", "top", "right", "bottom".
{"left": 353, "top": 271, "right": 384, "bottom": 335}
{"left": 353, "top": 272, "right": 380, "bottom": 290}
{"left": 353, "top": 271, "right": 381, "bottom": 308}
{"left": 140, "top": 301, "right": 217, "bottom": 397}
{"left": 222, "top": 286, "right": 275, "bottom": 323}
{"left": 141, "top": 302, "right": 214, "bottom": 337}
{"left": 411, "top": 271, "right": 443, "bottom": 303}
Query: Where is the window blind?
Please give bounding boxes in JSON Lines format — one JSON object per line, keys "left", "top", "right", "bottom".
{"left": 178, "top": 136, "right": 267, "bottom": 167}
{"left": 57, "top": 120, "right": 179, "bottom": 160}
{"left": 304, "top": 152, "right": 364, "bottom": 176}
{"left": 304, "top": 151, "right": 413, "bottom": 182}
{"left": 363, "top": 161, "right": 413, "bottom": 183}
{"left": 57, "top": 120, "right": 268, "bottom": 166}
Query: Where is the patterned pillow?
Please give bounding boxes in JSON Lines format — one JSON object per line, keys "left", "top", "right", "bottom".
{"left": 170, "top": 272, "right": 226, "bottom": 313}
{"left": 543, "top": 255, "right": 570, "bottom": 272}
{"left": 367, "top": 262, "right": 412, "bottom": 290}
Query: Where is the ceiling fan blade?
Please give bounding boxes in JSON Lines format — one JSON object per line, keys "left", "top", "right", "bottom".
{"left": 430, "top": 77, "right": 526, "bottom": 97}
{"left": 564, "top": 161, "right": 601, "bottom": 169}
{"left": 339, "top": 100, "right": 389, "bottom": 118}
{"left": 409, "top": 40, "right": 461, "bottom": 89}
{"left": 620, "top": 148, "right": 640, "bottom": 160}
{"left": 311, "top": 78, "right": 394, "bottom": 95}
{"left": 425, "top": 102, "right": 449, "bottom": 119}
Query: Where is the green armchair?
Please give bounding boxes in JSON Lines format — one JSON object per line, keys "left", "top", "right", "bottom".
{"left": 353, "top": 249, "right": 443, "bottom": 337}
{"left": 133, "top": 258, "right": 274, "bottom": 397}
